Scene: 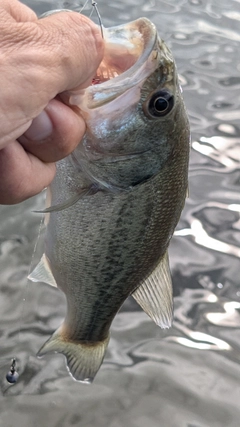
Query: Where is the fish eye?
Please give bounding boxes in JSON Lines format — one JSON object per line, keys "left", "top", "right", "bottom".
{"left": 145, "top": 89, "right": 174, "bottom": 118}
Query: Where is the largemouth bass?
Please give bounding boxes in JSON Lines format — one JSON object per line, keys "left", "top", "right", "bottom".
{"left": 29, "top": 14, "right": 190, "bottom": 383}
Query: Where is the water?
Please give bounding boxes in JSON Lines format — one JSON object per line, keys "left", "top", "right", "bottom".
{"left": 0, "top": 1, "right": 240, "bottom": 426}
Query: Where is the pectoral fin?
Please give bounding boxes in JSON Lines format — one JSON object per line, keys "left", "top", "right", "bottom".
{"left": 132, "top": 252, "right": 173, "bottom": 328}
{"left": 34, "top": 185, "right": 98, "bottom": 214}
{"left": 28, "top": 254, "right": 57, "bottom": 288}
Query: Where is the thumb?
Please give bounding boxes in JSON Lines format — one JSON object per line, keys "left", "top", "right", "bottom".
{"left": 0, "top": 10, "right": 104, "bottom": 146}
{"left": 37, "top": 11, "right": 104, "bottom": 92}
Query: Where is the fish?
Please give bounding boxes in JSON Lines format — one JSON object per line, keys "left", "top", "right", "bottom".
{"left": 29, "top": 14, "right": 190, "bottom": 383}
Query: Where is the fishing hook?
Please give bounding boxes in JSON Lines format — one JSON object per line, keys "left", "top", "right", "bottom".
{"left": 80, "top": 0, "right": 104, "bottom": 38}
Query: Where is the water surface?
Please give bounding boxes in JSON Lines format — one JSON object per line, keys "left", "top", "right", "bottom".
{"left": 0, "top": 1, "right": 240, "bottom": 426}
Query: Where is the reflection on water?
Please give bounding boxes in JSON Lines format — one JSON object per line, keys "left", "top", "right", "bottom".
{"left": 193, "top": 136, "right": 240, "bottom": 171}
{"left": 1, "top": 0, "right": 240, "bottom": 426}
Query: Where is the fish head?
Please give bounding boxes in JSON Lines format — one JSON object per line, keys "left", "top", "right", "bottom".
{"left": 66, "top": 17, "right": 190, "bottom": 190}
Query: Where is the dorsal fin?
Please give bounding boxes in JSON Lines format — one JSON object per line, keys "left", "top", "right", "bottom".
{"left": 132, "top": 252, "right": 173, "bottom": 328}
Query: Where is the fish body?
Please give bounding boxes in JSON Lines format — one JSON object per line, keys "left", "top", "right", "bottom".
{"left": 30, "top": 15, "right": 190, "bottom": 383}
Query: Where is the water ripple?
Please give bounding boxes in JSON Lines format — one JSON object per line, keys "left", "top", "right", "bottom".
{"left": 1, "top": 1, "right": 240, "bottom": 426}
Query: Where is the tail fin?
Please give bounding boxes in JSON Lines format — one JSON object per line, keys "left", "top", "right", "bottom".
{"left": 37, "top": 327, "right": 110, "bottom": 384}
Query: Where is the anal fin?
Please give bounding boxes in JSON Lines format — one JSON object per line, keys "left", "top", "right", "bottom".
{"left": 132, "top": 252, "right": 173, "bottom": 328}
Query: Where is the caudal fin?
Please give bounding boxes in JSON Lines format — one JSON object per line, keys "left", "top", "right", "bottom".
{"left": 37, "top": 327, "right": 110, "bottom": 383}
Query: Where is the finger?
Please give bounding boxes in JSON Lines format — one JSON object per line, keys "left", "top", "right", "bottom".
{"left": 37, "top": 12, "right": 104, "bottom": 92}
{"left": 0, "top": 0, "right": 37, "bottom": 22}
{"left": 0, "top": 11, "right": 104, "bottom": 146}
{"left": 1, "top": 12, "right": 104, "bottom": 106}
{"left": 0, "top": 141, "right": 55, "bottom": 205}
{"left": 18, "top": 99, "right": 85, "bottom": 163}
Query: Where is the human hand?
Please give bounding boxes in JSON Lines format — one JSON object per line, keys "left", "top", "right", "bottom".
{"left": 0, "top": 0, "right": 104, "bottom": 204}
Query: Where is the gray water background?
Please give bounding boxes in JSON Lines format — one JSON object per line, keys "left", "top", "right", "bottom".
{"left": 0, "top": 0, "right": 240, "bottom": 426}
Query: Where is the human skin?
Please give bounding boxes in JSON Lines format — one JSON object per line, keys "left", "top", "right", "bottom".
{"left": 0, "top": 0, "right": 104, "bottom": 204}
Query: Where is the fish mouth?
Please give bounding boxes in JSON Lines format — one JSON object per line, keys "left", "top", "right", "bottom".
{"left": 92, "top": 18, "right": 157, "bottom": 86}
{"left": 69, "top": 18, "right": 159, "bottom": 110}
